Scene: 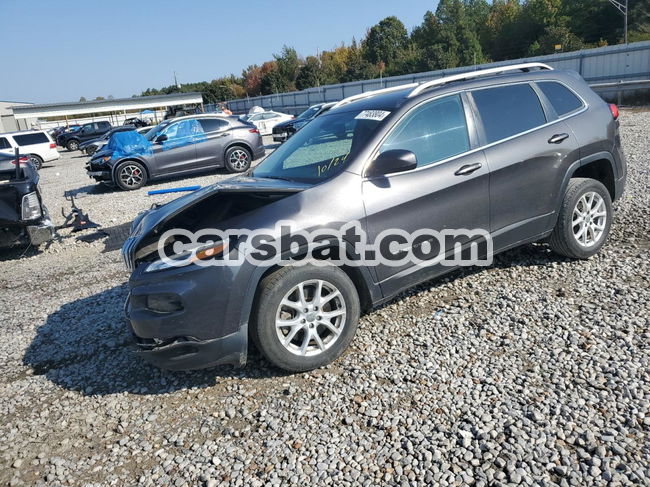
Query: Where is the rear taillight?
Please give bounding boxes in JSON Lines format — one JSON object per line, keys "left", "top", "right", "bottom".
{"left": 249, "top": 128, "right": 260, "bottom": 134}
{"left": 50, "top": 143, "right": 56, "bottom": 149}
{"left": 11, "top": 156, "right": 29, "bottom": 165}
{"left": 609, "top": 103, "right": 619, "bottom": 120}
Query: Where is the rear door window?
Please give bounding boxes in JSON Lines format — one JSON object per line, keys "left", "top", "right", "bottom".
{"left": 198, "top": 118, "right": 229, "bottom": 133}
{"left": 380, "top": 94, "right": 470, "bottom": 167}
{"left": 13, "top": 133, "right": 49, "bottom": 146}
{"left": 537, "top": 81, "right": 584, "bottom": 116}
{"left": 472, "top": 84, "right": 547, "bottom": 144}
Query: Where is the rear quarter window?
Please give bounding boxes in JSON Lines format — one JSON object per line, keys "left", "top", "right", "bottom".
{"left": 472, "top": 84, "right": 547, "bottom": 144}
{"left": 13, "top": 133, "right": 49, "bottom": 146}
{"left": 537, "top": 81, "right": 584, "bottom": 116}
{"left": 0, "top": 137, "right": 11, "bottom": 149}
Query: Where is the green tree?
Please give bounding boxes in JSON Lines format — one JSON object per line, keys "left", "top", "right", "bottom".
{"left": 362, "top": 16, "right": 409, "bottom": 66}
{"left": 529, "top": 25, "right": 585, "bottom": 55}
{"left": 79, "top": 96, "right": 86, "bottom": 102}
{"left": 296, "top": 56, "right": 322, "bottom": 90}
{"left": 274, "top": 46, "right": 300, "bottom": 90}
{"left": 260, "top": 62, "right": 288, "bottom": 95}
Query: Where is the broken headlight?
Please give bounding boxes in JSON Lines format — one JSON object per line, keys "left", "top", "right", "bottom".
{"left": 145, "top": 240, "right": 228, "bottom": 273}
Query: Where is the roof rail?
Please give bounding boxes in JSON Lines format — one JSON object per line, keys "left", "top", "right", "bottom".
{"left": 407, "top": 62, "right": 553, "bottom": 98}
{"left": 331, "top": 83, "right": 418, "bottom": 110}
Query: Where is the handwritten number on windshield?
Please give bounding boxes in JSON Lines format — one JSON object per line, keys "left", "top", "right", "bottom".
{"left": 317, "top": 153, "right": 349, "bottom": 177}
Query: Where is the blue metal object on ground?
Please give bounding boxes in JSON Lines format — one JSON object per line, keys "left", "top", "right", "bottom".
{"left": 147, "top": 186, "right": 202, "bottom": 195}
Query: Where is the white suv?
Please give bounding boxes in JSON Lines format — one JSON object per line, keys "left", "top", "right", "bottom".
{"left": 0, "top": 130, "right": 60, "bottom": 169}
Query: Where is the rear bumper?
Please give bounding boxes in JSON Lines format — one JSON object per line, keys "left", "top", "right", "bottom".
{"left": 253, "top": 145, "right": 266, "bottom": 160}
{"left": 26, "top": 215, "right": 54, "bottom": 246}
{"left": 43, "top": 151, "right": 60, "bottom": 162}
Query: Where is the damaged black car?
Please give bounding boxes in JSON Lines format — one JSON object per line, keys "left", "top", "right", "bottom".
{"left": 0, "top": 153, "right": 54, "bottom": 249}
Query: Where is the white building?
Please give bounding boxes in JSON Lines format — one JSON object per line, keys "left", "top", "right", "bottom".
{"left": 0, "top": 101, "right": 36, "bottom": 132}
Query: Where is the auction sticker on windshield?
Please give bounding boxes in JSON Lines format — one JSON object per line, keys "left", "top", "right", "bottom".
{"left": 355, "top": 110, "right": 391, "bottom": 121}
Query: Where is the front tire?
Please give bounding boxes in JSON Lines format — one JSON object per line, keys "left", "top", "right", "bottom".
{"left": 549, "top": 178, "right": 612, "bottom": 259}
{"left": 224, "top": 146, "right": 251, "bottom": 173}
{"left": 114, "top": 161, "right": 147, "bottom": 191}
{"left": 251, "top": 265, "right": 360, "bottom": 372}
{"left": 66, "top": 140, "right": 79, "bottom": 151}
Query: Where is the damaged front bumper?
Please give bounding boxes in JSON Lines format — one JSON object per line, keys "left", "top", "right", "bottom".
{"left": 124, "top": 262, "right": 252, "bottom": 371}
{"left": 129, "top": 319, "right": 248, "bottom": 371}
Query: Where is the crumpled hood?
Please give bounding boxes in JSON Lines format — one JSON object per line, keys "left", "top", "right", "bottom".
{"left": 129, "top": 176, "right": 312, "bottom": 242}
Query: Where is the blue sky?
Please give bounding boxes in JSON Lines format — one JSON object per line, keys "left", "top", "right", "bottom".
{"left": 0, "top": 0, "right": 438, "bottom": 104}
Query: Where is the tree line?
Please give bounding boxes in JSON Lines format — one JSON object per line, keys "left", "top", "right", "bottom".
{"left": 138, "top": 0, "right": 649, "bottom": 104}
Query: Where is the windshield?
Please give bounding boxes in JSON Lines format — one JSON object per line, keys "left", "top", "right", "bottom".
{"left": 296, "top": 105, "right": 322, "bottom": 120}
{"left": 252, "top": 109, "right": 384, "bottom": 183}
{"left": 144, "top": 120, "right": 171, "bottom": 141}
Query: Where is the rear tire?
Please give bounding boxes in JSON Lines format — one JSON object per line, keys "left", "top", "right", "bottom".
{"left": 549, "top": 178, "right": 612, "bottom": 259}
{"left": 251, "top": 265, "right": 360, "bottom": 372}
{"left": 224, "top": 146, "right": 251, "bottom": 173}
{"left": 114, "top": 161, "right": 147, "bottom": 191}
{"left": 66, "top": 140, "right": 79, "bottom": 151}
{"left": 27, "top": 154, "right": 43, "bottom": 170}
{"left": 86, "top": 146, "right": 97, "bottom": 156}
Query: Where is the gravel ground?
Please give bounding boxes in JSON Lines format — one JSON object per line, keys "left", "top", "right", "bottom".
{"left": 0, "top": 116, "right": 648, "bottom": 487}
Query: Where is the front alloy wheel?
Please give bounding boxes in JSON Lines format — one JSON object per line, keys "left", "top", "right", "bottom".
{"left": 115, "top": 161, "right": 147, "bottom": 191}
{"left": 252, "top": 265, "right": 360, "bottom": 372}
{"left": 224, "top": 146, "right": 251, "bottom": 173}
{"left": 275, "top": 279, "right": 347, "bottom": 357}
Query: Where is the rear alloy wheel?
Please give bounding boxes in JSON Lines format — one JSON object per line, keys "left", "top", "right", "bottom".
{"left": 115, "top": 161, "right": 147, "bottom": 191}
{"left": 251, "top": 265, "right": 360, "bottom": 372}
{"left": 66, "top": 140, "right": 79, "bottom": 151}
{"left": 549, "top": 178, "right": 612, "bottom": 259}
{"left": 27, "top": 154, "right": 43, "bottom": 170}
{"left": 86, "top": 146, "right": 97, "bottom": 156}
{"left": 224, "top": 146, "right": 251, "bottom": 173}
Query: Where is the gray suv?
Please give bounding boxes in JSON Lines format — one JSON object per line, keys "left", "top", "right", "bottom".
{"left": 121, "top": 63, "right": 626, "bottom": 372}
{"left": 87, "top": 115, "right": 265, "bottom": 190}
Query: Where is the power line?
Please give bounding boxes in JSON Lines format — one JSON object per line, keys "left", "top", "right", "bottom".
{"left": 608, "top": 0, "right": 629, "bottom": 44}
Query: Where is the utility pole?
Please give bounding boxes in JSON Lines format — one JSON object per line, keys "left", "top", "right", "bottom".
{"left": 608, "top": 0, "right": 629, "bottom": 44}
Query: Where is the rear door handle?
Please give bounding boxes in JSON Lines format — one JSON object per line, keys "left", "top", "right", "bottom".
{"left": 455, "top": 163, "right": 482, "bottom": 176}
{"left": 548, "top": 133, "right": 569, "bottom": 144}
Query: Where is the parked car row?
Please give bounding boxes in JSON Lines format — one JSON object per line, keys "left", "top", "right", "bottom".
{"left": 86, "top": 114, "right": 265, "bottom": 190}
{"left": 57, "top": 121, "right": 112, "bottom": 151}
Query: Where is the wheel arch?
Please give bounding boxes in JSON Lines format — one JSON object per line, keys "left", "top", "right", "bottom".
{"left": 571, "top": 154, "right": 616, "bottom": 201}
{"left": 224, "top": 141, "right": 253, "bottom": 160}
{"left": 238, "top": 240, "right": 381, "bottom": 335}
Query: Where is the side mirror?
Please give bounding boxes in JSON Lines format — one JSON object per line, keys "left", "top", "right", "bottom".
{"left": 366, "top": 149, "right": 417, "bottom": 178}
{"left": 156, "top": 134, "right": 168, "bottom": 143}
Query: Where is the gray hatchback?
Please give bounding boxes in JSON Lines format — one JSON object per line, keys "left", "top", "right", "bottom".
{"left": 87, "top": 114, "right": 265, "bottom": 190}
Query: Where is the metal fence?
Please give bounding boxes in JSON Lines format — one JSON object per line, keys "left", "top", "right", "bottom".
{"left": 226, "top": 41, "right": 650, "bottom": 115}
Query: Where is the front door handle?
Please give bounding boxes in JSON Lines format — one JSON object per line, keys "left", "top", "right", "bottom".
{"left": 455, "top": 163, "right": 482, "bottom": 176}
{"left": 548, "top": 133, "right": 569, "bottom": 144}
